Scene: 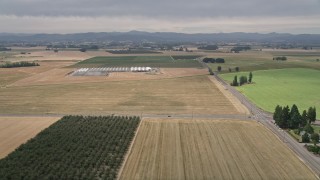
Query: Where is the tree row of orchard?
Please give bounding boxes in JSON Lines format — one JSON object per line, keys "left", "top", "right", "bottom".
{"left": 202, "top": 58, "right": 225, "bottom": 63}
{"left": 231, "top": 72, "right": 253, "bottom": 86}
{"left": 0, "top": 61, "right": 39, "bottom": 68}
{"left": 0, "top": 115, "right": 140, "bottom": 180}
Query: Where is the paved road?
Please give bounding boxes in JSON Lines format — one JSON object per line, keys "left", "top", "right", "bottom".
{"left": 0, "top": 113, "right": 252, "bottom": 121}
{"left": 215, "top": 74, "right": 320, "bottom": 177}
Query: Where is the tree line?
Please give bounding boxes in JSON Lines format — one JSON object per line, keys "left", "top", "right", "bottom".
{"left": 0, "top": 61, "right": 39, "bottom": 68}
{"left": 273, "top": 56, "right": 287, "bottom": 61}
{"left": 274, "top": 105, "right": 316, "bottom": 129}
{"left": 274, "top": 105, "right": 319, "bottom": 151}
{"left": 202, "top": 57, "right": 225, "bottom": 63}
{"left": 231, "top": 72, "right": 253, "bottom": 86}
{"left": 231, "top": 46, "right": 251, "bottom": 53}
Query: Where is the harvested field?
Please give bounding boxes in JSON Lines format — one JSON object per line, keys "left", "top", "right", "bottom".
{"left": 120, "top": 119, "right": 316, "bottom": 179}
{"left": 0, "top": 61, "right": 73, "bottom": 86}
{"left": 0, "top": 116, "right": 60, "bottom": 159}
{"left": 11, "top": 67, "right": 208, "bottom": 86}
{"left": 11, "top": 50, "right": 112, "bottom": 61}
{"left": 0, "top": 76, "right": 239, "bottom": 115}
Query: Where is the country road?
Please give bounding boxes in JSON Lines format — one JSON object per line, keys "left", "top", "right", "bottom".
{"left": 215, "top": 74, "right": 320, "bottom": 178}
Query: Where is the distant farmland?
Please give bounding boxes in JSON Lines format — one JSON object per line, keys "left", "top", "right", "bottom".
{"left": 72, "top": 56, "right": 203, "bottom": 68}
{"left": 221, "top": 68, "right": 320, "bottom": 118}
{"left": 120, "top": 119, "right": 316, "bottom": 179}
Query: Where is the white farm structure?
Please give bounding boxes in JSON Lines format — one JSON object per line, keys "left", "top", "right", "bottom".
{"left": 71, "top": 67, "right": 152, "bottom": 76}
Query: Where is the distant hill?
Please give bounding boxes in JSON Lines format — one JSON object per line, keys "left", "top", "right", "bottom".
{"left": 0, "top": 31, "right": 320, "bottom": 44}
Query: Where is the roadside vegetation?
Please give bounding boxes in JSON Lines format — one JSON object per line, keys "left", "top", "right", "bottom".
{"left": 274, "top": 104, "right": 320, "bottom": 154}
{"left": 0, "top": 115, "right": 140, "bottom": 180}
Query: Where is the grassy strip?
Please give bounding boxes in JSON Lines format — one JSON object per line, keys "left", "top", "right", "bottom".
{"left": 288, "top": 130, "right": 301, "bottom": 142}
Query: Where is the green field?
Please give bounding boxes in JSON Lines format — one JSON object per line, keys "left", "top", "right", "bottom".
{"left": 221, "top": 68, "right": 320, "bottom": 118}
{"left": 73, "top": 56, "right": 203, "bottom": 68}
{"left": 206, "top": 51, "right": 320, "bottom": 73}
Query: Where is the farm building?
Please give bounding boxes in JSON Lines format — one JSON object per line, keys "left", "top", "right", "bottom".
{"left": 71, "top": 67, "right": 152, "bottom": 76}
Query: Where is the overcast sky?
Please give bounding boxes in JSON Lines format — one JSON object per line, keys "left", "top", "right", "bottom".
{"left": 0, "top": 0, "right": 320, "bottom": 34}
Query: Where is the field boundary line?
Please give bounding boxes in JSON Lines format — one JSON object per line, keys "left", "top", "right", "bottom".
{"left": 117, "top": 117, "right": 143, "bottom": 180}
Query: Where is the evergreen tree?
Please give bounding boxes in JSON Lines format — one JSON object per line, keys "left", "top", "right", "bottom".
{"left": 231, "top": 75, "right": 238, "bottom": 86}
{"left": 304, "top": 123, "right": 314, "bottom": 134}
{"left": 274, "top": 105, "right": 283, "bottom": 126}
{"left": 311, "top": 133, "right": 319, "bottom": 145}
{"left": 248, "top": 72, "right": 253, "bottom": 83}
{"left": 301, "top": 110, "right": 308, "bottom": 127}
{"left": 239, "top": 76, "right": 248, "bottom": 86}
{"left": 281, "top": 106, "right": 290, "bottom": 129}
{"left": 302, "top": 133, "right": 310, "bottom": 143}
{"left": 308, "top": 107, "right": 317, "bottom": 123}
{"left": 288, "top": 104, "right": 301, "bottom": 129}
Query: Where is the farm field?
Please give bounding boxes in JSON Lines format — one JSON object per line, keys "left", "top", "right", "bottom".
{"left": 0, "top": 61, "right": 74, "bottom": 87}
{"left": 0, "top": 76, "right": 240, "bottom": 115}
{"left": 73, "top": 56, "right": 203, "bottom": 68}
{"left": 205, "top": 50, "right": 320, "bottom": 73}
{"left": 6, "top": 50, "right": 112, "bottom": 61}
{"left": 0, "top": 115, "right": 140, "bottom": 179}
{"left": 120, "top": 119, "right": 316, "bottom": 179}
{"left": 0, "top": 116, "right": 60, "bottom": 159}
{"left": 10, "top": 67, "right": 208, "bottom": 86}
{"left": 221, "top": 68, "right": 320, "bottom": 118}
